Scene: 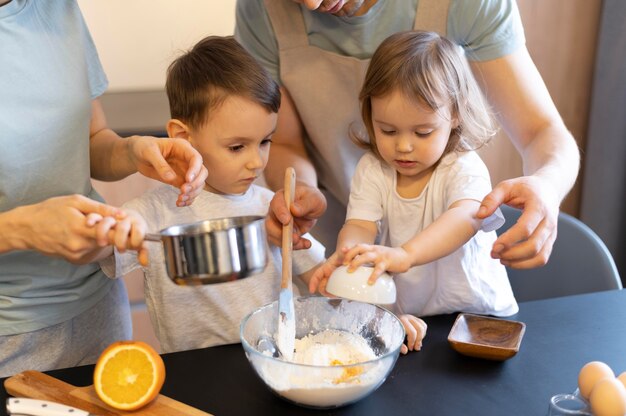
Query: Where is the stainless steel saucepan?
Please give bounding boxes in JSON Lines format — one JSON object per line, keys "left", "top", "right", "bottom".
{"left": 144, "top": 215, "right": 268, "bottom": 285}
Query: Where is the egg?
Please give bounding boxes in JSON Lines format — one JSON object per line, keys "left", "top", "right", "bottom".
{"left": 589, "top": 377, "right": 626, "bottom": 416}
{"left": 618, "top": 371, "right": 626, "bottom": 389}
{"left": 578, "top": 361, "right": 615, "bottom": 399}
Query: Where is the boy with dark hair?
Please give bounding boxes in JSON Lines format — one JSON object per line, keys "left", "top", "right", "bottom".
{"left": 100, "top": 36, "right": 325, "bottom": 353}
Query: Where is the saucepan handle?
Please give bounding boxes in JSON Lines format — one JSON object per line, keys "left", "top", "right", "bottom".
{"left": 144, "top": 233, "right": 162, "bottom": 242}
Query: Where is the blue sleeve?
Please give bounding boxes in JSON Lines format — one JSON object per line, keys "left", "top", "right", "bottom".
{"left": 234, "top": 0, "right": 281, "bottom": 83}
{"left": 449, "top": 0, "right": 526, "bottom": 61}
{"left": 76, "top": 1, "right": 108, "bottom": 99}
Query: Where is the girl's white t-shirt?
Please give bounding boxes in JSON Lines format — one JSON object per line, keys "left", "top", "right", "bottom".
{"left": 347, "top": 152, "right": 518, "bottom": 317}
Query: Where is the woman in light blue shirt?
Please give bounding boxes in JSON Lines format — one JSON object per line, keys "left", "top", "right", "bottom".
{"left": 0, "top": 0, "right": 207, "bottom": 376}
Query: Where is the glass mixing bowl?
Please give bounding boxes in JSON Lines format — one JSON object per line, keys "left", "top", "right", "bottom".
{"left": 240, "top": 296, "right": 405, "bottom": 409}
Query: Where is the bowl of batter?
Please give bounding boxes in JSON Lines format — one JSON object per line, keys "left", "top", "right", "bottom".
{"left": 240, "top": 296, "right": 405, "bottom": 408}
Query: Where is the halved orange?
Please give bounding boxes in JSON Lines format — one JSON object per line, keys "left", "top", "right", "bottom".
{"left": 93, "top": 340, "right": 166, "bottom": 411}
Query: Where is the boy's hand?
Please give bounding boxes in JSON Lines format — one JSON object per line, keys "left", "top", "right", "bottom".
{"left": 308, "top": 252, "right": 343, "bottom": 295}
{"left": 342, "top": 244, "right": 411, "bottom": 284}
{"left": 399, "top": 314, "right": 427, "bottom": 354}
{"left": 127, "top": 136, "right": 209, "bottom": 207}
{"left": 86, "top": 209, "right": 149, "bottom": 266}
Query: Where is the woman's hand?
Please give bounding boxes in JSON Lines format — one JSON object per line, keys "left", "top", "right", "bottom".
{"left": 342, "top": 244, "right": 412, "bottom": 284}
{"left": 10, "top": 195, "right": 123, "bottom": 264}
{"left": 478, "top": 175, "right": 560, "bottom": 269}
{"left": 266, "top": 182, "right": 327, "bottom": 249}
{"left": 89, "top": 100, "right": 208, "bottom": 207}
{"left": 127, "top": 136, "right": 208, "bottom": 207}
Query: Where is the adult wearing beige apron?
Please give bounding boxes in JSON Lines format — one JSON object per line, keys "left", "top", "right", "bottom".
{"left": 255, "top": 0, "right": 449, "bottom": 251}
{"left": 235, "top": 0, "right": 579, "bottom": 269}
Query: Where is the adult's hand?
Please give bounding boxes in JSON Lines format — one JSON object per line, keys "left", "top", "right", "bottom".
{"left": 90, "top": 100, "right": 208, "bottom": 206}
{"left": 127, "top": 136, "right": 208, "bottom": 207}
{"left": 477, "top": 175, "right": 560, "bottom": 269}
{"left": 8, "top": 195, "right": 124, "bottom": 264}
{"left": 266, "top": 182, "right": 327, "bottom": 250}
{"left": 470, "top": 50, "right": 578, "bottom": 269}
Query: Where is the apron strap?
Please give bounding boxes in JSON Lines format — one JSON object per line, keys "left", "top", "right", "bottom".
{"left": 414, "top": 0, "right": 450, "bottom": 36}
{"left": 263, "top": 0, "right": 309, "bottom": 51}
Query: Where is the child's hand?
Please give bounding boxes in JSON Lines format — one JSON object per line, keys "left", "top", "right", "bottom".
{"left": 85, "top": 210, "right": 149, "bottom": 266}
{"left": 308, "top": 251, "right": 344, "bottom": 295}
{"left": 399, "top": 314, "right": 427, "bottom": 354}
{"left": 342, "top": 244, "right": 412, "bottom": 284}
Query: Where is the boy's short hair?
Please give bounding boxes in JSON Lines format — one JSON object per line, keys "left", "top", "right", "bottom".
{"left": 166, "top": 36, "right": 280, "bottom": 129}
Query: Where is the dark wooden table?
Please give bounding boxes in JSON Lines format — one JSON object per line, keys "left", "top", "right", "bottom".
{"left": 3, "top": 290, "right": 626, "bottom": 415}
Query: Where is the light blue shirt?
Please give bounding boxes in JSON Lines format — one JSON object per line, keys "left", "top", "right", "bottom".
{"left": 235, "top": 0, "right": 526, "bottom": 83}
{"left": 0, "top": 0, "right": 113, "bottom": 334}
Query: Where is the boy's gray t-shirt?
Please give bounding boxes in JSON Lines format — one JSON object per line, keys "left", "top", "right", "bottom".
{"left": 0, "top": 0, "right": 112, "bottom": 335}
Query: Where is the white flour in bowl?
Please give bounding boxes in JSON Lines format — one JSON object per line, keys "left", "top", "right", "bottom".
{"left": 292, "top": 329, "right": 376, "bottom": 366}
{"left": 257, "top": 329, "right": 388, "bottom": 407}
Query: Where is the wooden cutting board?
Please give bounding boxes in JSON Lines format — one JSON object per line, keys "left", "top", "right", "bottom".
{"left": 4, "top": 370, "right": 212, "bottom": 416}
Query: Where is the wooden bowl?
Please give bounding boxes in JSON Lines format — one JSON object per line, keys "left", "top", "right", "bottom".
{"left": 447, "top": 313, "right": 526, "bottom": 361}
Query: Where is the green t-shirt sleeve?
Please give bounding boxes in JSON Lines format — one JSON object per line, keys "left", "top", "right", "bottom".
{"left": 234, "top": 0, "right": 281, "bottom": 83}
{"left": 449, "top": 0, "right": 526, "bottom": 61}
{"left": 234, "top": 0, "right": 526, "bottom": 76}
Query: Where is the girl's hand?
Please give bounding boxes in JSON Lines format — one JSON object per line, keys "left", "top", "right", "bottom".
{"left": 127, "top": 136, "right": 209, "bottom": 207}
{"left": 399, "top": 314, "right": 427, "bottom": 354}
{"left": 86, "top": 210, "right": 149, "bottom": 266}
{"left": 308, "top": 251, "right": 343, "bottom": 295}
{"left": 342, "top": 244, "right": 412, "bottom": 284}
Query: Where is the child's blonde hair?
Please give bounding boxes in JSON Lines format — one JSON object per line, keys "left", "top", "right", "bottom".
{"left": 353, "top": 30, "right": 496, "bottom": 159}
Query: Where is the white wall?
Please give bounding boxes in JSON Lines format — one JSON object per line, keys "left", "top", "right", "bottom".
{"left": 78, "top": 1, "right": 237, "bottom": 92}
